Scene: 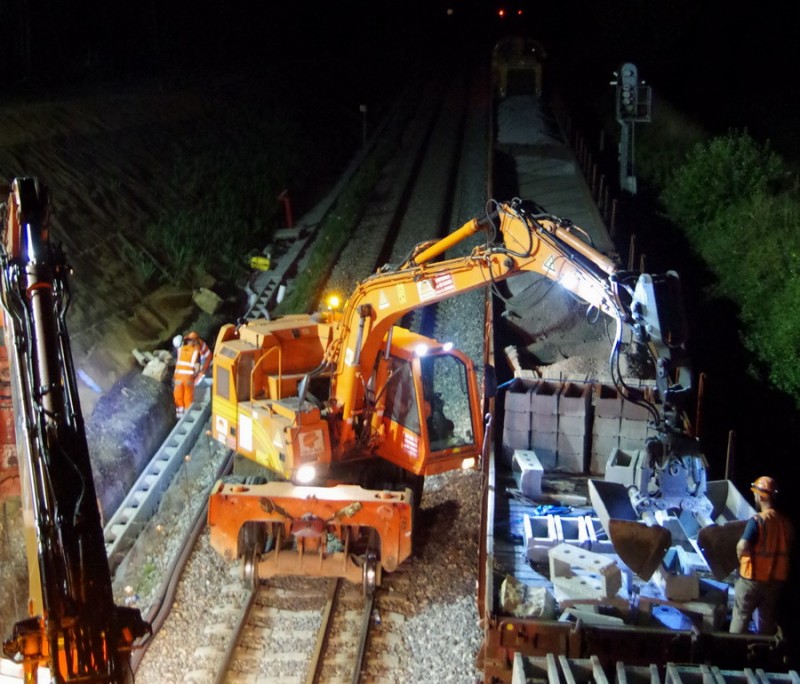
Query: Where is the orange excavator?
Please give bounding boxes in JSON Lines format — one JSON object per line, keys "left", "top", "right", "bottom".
{"left": 0, "top": 178, "right": 150, "bottom": 682}
{"left": 207, "top": 198, "right": 745, "bottom": 591}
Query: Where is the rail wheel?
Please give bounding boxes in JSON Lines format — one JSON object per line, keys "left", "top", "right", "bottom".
{"left": 362, "top": 549, "right": 378, "bottom": 598}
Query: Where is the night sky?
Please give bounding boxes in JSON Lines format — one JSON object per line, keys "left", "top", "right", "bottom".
{"left": 2, "top": 0, "right": 797, "bottom": 156}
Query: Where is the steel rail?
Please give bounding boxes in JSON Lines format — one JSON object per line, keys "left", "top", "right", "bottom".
{"left": 304, "top": 579, "right": 341, "bottom": 684}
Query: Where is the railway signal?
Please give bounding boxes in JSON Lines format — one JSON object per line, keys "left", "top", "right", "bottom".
{"left": 611, "top": 63, "right": 652, "bottom": 194}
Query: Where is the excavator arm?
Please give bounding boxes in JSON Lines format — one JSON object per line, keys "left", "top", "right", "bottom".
{"left": 0, "top": 178, "right": 149, "bottom": 683}
{"left": 209, "top": 198, "right": 713, "bottom": 587}
{"left": 326, "top": 198, "right": 720, "bottom": 580}
{"left": 329, "top": 199, "right": 686, "bottom": 451}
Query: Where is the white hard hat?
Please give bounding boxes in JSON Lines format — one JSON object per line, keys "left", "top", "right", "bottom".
{"left": 172, "top": 334, "right": 183, "bottom": 349}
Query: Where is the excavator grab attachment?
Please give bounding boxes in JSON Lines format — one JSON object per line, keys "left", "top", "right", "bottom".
{"left": 697, "top": 520, "right": 747, "bottom": 581}
{"left": 607, "top": 520, "right": 672, "bottom": 582}
{"left": 589, "top": 479, "right": 673, "bottom": 580}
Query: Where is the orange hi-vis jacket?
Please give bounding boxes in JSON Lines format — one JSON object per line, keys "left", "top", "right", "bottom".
{"left": 739, "top": 509, "right": 792, "bottom": 582}
{"left": 174, "top": 343, "right": 200, "bottom": 384}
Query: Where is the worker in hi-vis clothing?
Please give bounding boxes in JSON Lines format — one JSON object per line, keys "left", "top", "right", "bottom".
{"left": 172, "top": 331, "right": 211, "bottom": 418}
{"left": 729, "top": 475, "right": 794, "bottom": 634}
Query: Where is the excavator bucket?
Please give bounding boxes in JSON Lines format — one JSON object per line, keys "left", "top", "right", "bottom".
{"left": 697, "top": 520, "right": 747, "bottom": 581}
{"left": 607, "top": 519, "right": 672, "bottom": 581}
{"left": 589, "top": 479, "right": 671, "bottom": 581}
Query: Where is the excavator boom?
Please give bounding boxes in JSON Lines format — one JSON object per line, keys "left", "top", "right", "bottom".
{"left": 0, "top": 178, "right": 149, "bottom": 682}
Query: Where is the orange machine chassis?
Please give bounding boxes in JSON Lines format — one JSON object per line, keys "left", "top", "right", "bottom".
{"left": 208, "top": 481, "right": 413, "bottom": 584}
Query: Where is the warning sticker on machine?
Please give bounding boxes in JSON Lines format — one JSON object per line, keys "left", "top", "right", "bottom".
{"left": 417, "top": 273, "right": 455, "bottom": 302}
{"left": 403, "top": 431, "right": 419, "bottom": 458}
{"left": 299, "top": 429, "right": 325, "bottom": 458}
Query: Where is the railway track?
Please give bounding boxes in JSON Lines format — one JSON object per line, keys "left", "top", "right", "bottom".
{"left": 215, "top": 578, "right": 373, "bottom": 683}
{"left": 119, "top": 57, "right": 487, "bottom": 682}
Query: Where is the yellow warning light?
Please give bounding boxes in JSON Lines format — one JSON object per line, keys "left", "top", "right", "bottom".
{"left": 326, "top": 294, "right": 342, "bottom": 311}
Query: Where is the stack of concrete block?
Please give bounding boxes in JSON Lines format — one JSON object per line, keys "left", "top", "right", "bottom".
{"left": 530, "top": 381, "right": 559, "bottom": 468}
{"left": 590, "top": 384, "right": 623, "bottom": 475}
{"left": 502, "top": 380, "right": 534, "bottom": 464}
{"left": 619, "top": 388, "right": 657, "bottom": 452}
{"left": 556, "top": 382, "right": 591, "bottom": 473}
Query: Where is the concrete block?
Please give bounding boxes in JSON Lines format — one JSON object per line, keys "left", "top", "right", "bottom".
{"left": 504, "top": 409, "right": 532, "bottom": 432}
{"left": 622, "top": 396, "right": 653, "bottom": 420}
{"left": 142, "top": 357, "right": 170, "bottom": 382}
{"left": 589, "top": 451, "right": 606, "bottom": 477}
{"left": 559, "top": 382, "right": 591, "bottom": 416}
{"left": 592, "top": 415, "right": 621, "bottom": 437}
{"left": 554, "top": 516, "right": 589, "bottom": 547}
{"left": 532, "top": 381, "right": 560, "bottom": 416}
{"left": 513, "top": 450, "right": 543, "bottom": 499}
{"left": 548, "top": 543, "right": 622, "bottom": 599}
{"left": 531, "top": 430, "right": 557, "bottom": 452}
{"left": 533, "top": 447, "right": 557, "bottom": 470}
{"left": 556, "top": 448, "right": 585, "bottom": 474}
{"left": 603, "top": 448, "right": 643, "bottom": 488}
{"left": 557, "top": 431, "right": 587, "bottom": 453}
{"left": 551, "top": 575, "right": 607, "bottom": 602}
{"left": 531, "top": 412, "right": 558, "bottom": 433}
{"left": 620, "top": 417, "right": 651, "bottom": 439}
{"left": 679, "top": 596, "right": 727, "bottom": 632}
{"left": 505, "top": 381, "right": 534, "bottom": 413}
{"left": 584, "top": 515, "right": 615, "bottom": 553}
{"left": 558, "top": 414, "right": 589, "bottom": 435}
{"left": 589, "top": 435, "right": 619, "bottom": 475}
{"left": 594, "top": 384, "right": 624, "bottom": 418}
{"left": 503, "top": 426, "right": 530, "bottom": 452}
{"left": 654, "top": 547, "right": 699, "bottom": 601}
{"left": 193, "top": 286, "right": 223, "bottom": 315}
{"left": 524, "top": 514, "right": 558, "bottom": 563}
{"left": 619, "top": 436, "right": 647, "bottom": 453}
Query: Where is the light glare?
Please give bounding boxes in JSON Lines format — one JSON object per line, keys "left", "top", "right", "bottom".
{"left": 296, "top": 464, "right": 316, "bottom": 484}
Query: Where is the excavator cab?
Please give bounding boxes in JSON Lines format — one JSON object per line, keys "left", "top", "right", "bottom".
{"left": 376, "top": 328, "right": 483, "bottom": 474}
